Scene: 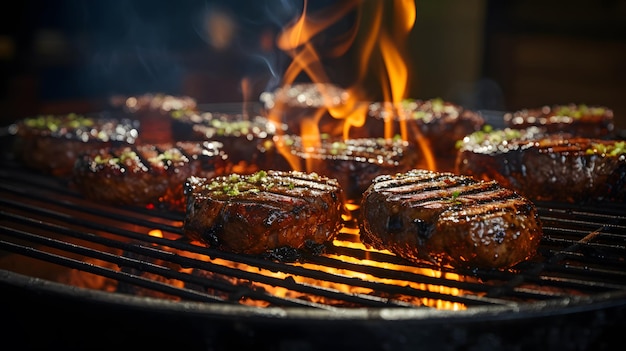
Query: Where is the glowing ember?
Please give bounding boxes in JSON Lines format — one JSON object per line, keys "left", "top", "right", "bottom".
{"left": 179, "top": 223, "right": 470, "bottom": 310}
{"left": 149, "top": 229, "right": 163, "bottom": 238}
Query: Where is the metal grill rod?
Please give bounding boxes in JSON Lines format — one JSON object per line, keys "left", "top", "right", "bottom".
{"left": 0, "top": 211, "right": 420, "bottom": 308}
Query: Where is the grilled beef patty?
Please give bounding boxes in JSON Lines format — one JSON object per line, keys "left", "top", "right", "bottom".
{"left": 274, "top": 135, "right": 423, "bottom": 204}
{"left": 10, "top": 113, "right": 139, "bottom": 177}
{"left": 367, "top": 98, "right": 485, "bottom": 170}
{"left": 503, "top": 103, "right": 614, "bottom": 139}
{"left": 110, "top": 92, "right": 197, "bottom": 114}
{"left": 110, "top": 92, "right": 198, "bottom": 145}
{"left": 455, "top": 127, "right": 626, "bottom": 203}
{"left": 72, "top": 141, "right": 229, "bottom": 210}
{"left": 171, "top": 111, "right": 289, "bottom": 174}
{"left": 358, "top": 169, "right": 543, "bottom": 270}
{"left": 183, "top": 170, "right": 345, "bottom": 259}
{"left": 260, "top": 83, "right": 351, "bottom": 137}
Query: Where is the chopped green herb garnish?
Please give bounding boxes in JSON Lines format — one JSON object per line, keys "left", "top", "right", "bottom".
{"left": 449, "top": 190, "right": 462, "bottom": 205}
{"left": 248, "top": 170, "right": 268, "bottom": 183}
{"left": 23, "top": 113, "right": 94, "bottom": 131}
{"left": 458, "top": 126, "right": 522, "bottom": 148}
{"left": 586, "top": 141, "right": 626, "bottom": 156}
{"left": 204, "top": 171, "right": 285, "bottom": 196}
{"left": 553, "top": 104, "right": 606, "bottom": 119}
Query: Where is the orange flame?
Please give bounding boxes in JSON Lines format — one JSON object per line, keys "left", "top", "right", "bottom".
{"left": 265, "top": 0, "right": 441, "bottom": 185}
{"left": 272, "top": 0, "right": 422, "bottom": 142}
{"left": 276, "top": 0, "right": 361, "bottom": 85}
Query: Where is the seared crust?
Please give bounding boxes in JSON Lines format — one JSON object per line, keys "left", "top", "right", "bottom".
{"left": 358, "top": 169, "right": 543, "bottom": 270}
{"left": 183, "top": 170, "right": 344, "bottom": 257}
{"left": 110, "top": 93, "right": 198, "bottom": 145}
{"left": 275, "top": 135, "right": 423, "bottom": 203}
{"left": 171, "top": 111, "right": 288, "bottom": 174}
{"left": 11, "top": 113, "right": 139, "bottom": 177}
{"left": 110, "top": 92, "right": 197, "bottom": 114}
{"left": 503, "top": 103, "right": 614, "bottom": 138}
{"left": 367, "top": 98, "right": 485, "bottom": 162}
{"left": 72, "top": 141, "right": 229, "bottom": 210}
{"left": 455, "top": 127, "right": 626, "bottom": 203}
{"left": 260, "top": 83, "right": 350, "bottom": 111}
{"left": 260, "top": 83, "right": 350, "bottom": 137}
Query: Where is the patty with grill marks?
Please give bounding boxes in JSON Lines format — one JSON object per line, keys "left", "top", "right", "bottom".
{"left": 183, "top": 170, "right": 345, "bottom": 259}
{"left": 366, "top": 98, "right": 485, "bottom": 171}
{"left": 503, "top": 103, "right": 614, "bottom": 139}
{"left": 455, "top": 128, "right": 626, "bottom": 203}
{"left": 271, "top": 135, "right": 424, "bottom": 204}
{"left": 358, "top": 169, "right": 543, "bottom": 270}
{"left": 10, "top": 113, "right": 139, "bottom": 177}
{"left": 72, "top": 141, "right": 229, "bottom": 210}
{"left": 170, "top": 111, "right": 289, "bottom": 175}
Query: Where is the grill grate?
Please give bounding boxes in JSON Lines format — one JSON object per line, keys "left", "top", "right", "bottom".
{"left": 1, "top": 155, "right": 626, "bottom": 312}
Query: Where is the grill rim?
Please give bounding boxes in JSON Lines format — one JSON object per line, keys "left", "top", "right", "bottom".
{"left": 3, "top": 268, "right": 626, "bottom": 322}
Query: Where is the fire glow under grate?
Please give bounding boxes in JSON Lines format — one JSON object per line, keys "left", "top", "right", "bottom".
{"left": 2, "top": 153, "right": 625, "bottom": 311}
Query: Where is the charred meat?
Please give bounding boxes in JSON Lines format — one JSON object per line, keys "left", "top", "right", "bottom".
{"left": 171, "top": 111, "right": 288, "bottom": 174}
{"left": 272, "top": 135, "right": 424, "bottom": 204}
{"left": 109, "top": 92, "right": 198, "bottom": 145}
{"left": 110, "top": 92, "right": 198, "bottom": 114}
{"left": 367, "top": 98, "right": 485, "bottom": 171}
{"left": 72, "top": 141, "right": 229, "bottom": 210}
{"left": 455, "top": 127, "right": 626, "bottom": 203}
{"left": 260, "top": 82, "right": 352, "bottom": 137}
{"left": 10, "top": 113, "right": 139, "bottom": 177}
{"left": 358, "top": 169, "right": 543, "bottom": 270}
{"left": 183, "top": 170, "right": 345, "bottom": 259}
{"left": 503, "top": 103, "right": 614, "bottom": 139}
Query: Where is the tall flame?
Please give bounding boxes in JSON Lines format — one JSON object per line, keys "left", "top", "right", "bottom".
{"left": 276, "top": 1, "right": 361, "bottom": 85}
{"left": 272, "top": 0, "right": 418, "bottom": 141}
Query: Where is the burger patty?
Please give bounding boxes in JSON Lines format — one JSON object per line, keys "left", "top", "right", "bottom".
{"left": 170, "top": 111, "right": 289, "bottom": 174}
{"left": 259, "top": 82, "right": 351, "bottom": 137}
{"left": 10, "top": 113, "right": 139, "bottom": 177}
{"left": 503, "top": 103, "right": 615, "bottom": 139}
{"left": 367, "top": 98, "right": 485, "bottom": 170}
{"left": 358, "top": 169, "right": 543, "bottom": 270}
{"left": 183, "top": 170, "right": 345, "bottom": 259}
{"left": 455, "top": 127, "right": 626, "bottom": 203}
{"left": 274, "top": 135, "right": 423, "bottom": 204}
{"left": 72, "top": 141, "right": 229, "bottom": 210}
{"left": 110, "top": 92, "right": 198, "bottom": 144}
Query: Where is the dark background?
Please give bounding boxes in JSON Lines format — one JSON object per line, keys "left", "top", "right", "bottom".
{"left": 1, "top": 0, "right": 625, "bottom": 129}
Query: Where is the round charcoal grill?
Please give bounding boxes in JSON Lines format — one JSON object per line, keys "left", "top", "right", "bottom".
{"left": 1, "top": 126, "right": 625, "bottom": 350}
